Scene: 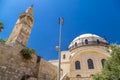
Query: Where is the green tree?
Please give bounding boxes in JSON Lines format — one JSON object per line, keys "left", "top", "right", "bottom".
{"left": 0, "top": 22, "right": 4, "bottom": 32}
{"left": 0, "top": 39, "right": 6, "bottom": 43}
{"left": 92, "top": 44, "right": 120, "bottom": 80}
{"left": 20, "top": 48, "right": 35, "bottom": 59}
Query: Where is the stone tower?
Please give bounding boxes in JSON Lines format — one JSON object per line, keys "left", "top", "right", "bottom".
{"left": 6, "top": 6, "right": 34, "bottom": 46}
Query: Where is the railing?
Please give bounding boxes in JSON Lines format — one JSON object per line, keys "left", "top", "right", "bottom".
{"left": 69, "top": 41, "right": 109, "bottom": 50}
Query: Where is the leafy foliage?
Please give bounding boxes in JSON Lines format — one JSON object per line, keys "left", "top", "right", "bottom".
{"left": 0, "top": 39, "right": 6, "bottom": 43}
{"left": 92, "top": 44, "right": 120, "bottom": 80}
{"left": 20, "top": 48, "right": 35, "bottom": 59}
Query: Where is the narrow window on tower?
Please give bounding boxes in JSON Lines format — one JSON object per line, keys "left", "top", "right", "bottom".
{"left": 75, "top": 61, "right": 80, "bottom": 70}
{"left": 101, "top": 59, "right": 106, "bottom": 68}
{"left": 63, "top": 54, "right": 66, "bottom": 59}
{"left": 75, "top": 42, "right": 77, "bottom": 47}
{"left": 97, "top": 39, "right": 100, "bottom": 44}
{"left": 85, "top": 39, "right": 88, "bottom": 44}
{"left": 87, "top": 59, "right": 94, "bottom": 69}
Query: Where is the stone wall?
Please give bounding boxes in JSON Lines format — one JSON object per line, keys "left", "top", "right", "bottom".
{"left": 0, "top": 42, "right": 57, "bottom": 80}
{"left": 38, "top": 59, "right": 57, "bottom": 80}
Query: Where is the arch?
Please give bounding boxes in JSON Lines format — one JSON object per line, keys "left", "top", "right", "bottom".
{"left": 76, "top": 74, "right": 81, "bottom": 78}
{"left": 63, "top": 54, "right": 66, "bottom": 59}
{"left": 97, "top": 39, "right": 100, "bottom": 44}
{"left": 87, "top": 59, "right": 94, "bottom": 69}
{"left": 101, "top": 59, "right": 106, "bottom": 68}
{"left": 75, "top": 42, "right": 77, "bottom": 47}
{"left": 75, "top": 61, "right": 80, "bottom": 70}
{"left": 85, "top": 39, "right": 88, "bottom": 44}
{"left": 70, "top": 48, "right": 110, "bottom": 61}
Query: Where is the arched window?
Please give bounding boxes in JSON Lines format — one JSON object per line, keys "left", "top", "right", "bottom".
{"left": 101, "top": 59, "right": 106, "bottom": 68}
{"left": 75, "top": 61, "right": 80, "bottom": 70}
{"left": 76, "top": 74, "right": 81, "bottom": 78}
{"left": 75, "top": 42, "right": 77, "bottom": 47}
{"left": 97, "top": 39, "right": 100, "bottom": 44}
{"left": 87, "top": 59, "right": 94, "bottom": 69}
{"left": 63, "top": 54, "right": 66, "bottom": 59}
{"left": 85, "top": 39, "right": 88, "bottom": 44}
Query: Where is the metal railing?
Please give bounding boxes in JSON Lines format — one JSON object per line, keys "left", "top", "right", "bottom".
{"left": 69, "top": 41, "right": 109, "bottom": 50}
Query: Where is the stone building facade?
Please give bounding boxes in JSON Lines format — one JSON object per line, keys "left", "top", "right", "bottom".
{"left": 49, "top": 34, "right": 111, "bottom": 80}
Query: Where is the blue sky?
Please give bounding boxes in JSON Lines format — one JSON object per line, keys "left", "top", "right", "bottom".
{"left": 0, "top": 0, "right": 120, "bottom": 60}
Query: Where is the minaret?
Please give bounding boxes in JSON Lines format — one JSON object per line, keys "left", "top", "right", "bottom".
{"left": 6, "top": 6, "right": 34, "bottom": 46}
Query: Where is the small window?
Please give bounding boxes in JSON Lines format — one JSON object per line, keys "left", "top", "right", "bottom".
{"left": 63, "top": 54, "right": 66, "bottom": 59}
{"left": 75, "top": 61, "right": 80, "bottom": 70}
{"left": 87, "top": 59, "right": 94, "bottom": 69}
{"left": 101, "top": 59, "right": 106, "bottom": 68}
{"left": 85, "top": 39, "right": 88, "bottom": 44}
{"left": 97, "top": 39, "right": 100, "bottom": 44}
{"left": 76, "top": 74, "right": 81, "bottom": 78}
{"left": 75, "top": 42, "right": 77, "bottom": 47}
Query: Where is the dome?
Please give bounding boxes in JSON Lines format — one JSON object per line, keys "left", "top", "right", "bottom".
{"left": 73, "top": 34, "right": 100, "bottom": 41}
{"left": 69, "top": 33, "right": 108, "bottom": 50}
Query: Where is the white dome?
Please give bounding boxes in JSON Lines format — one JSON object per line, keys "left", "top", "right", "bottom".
{"left": 73, "top": 33, "right": 100, "bottom": 41}
{"left": 69, "top": 33, "right": 108, "bottom": 50}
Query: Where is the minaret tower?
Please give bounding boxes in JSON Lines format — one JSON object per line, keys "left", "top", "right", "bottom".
{"left": 6, "top": 6, "right": 34, "bottom": 46}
